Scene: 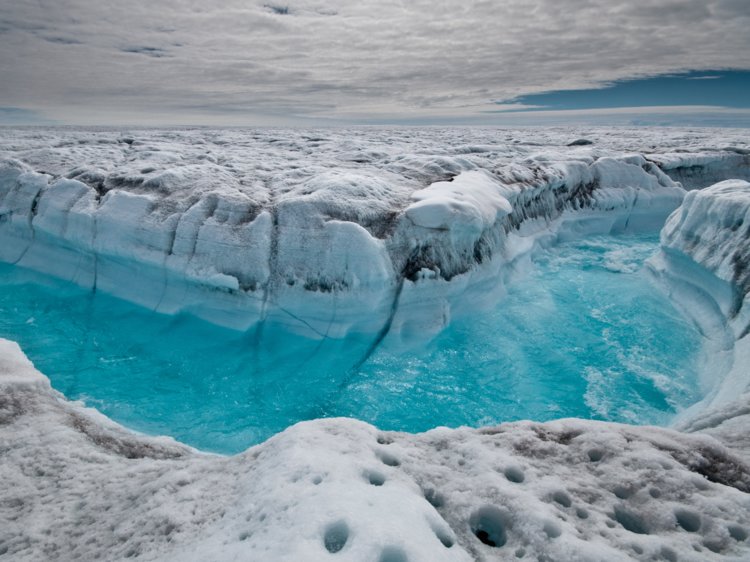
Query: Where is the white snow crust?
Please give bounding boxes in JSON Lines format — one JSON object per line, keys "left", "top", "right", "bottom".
{"left": 2, "top": 127, "right": 750, "bottom": 561}
{"left": 1, "top": 339, "right": 749, "bottom": 562}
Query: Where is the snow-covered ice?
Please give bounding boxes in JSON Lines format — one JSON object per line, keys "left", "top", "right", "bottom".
{"left": 1, "top": 126, "right": 750, "bottom": 560}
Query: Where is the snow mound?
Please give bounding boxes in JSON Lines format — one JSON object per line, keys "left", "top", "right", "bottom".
{"left": 1, "top": 339, "right": 749, "bottom": 562}
{"left": 405, "top": 171, "right": 512, "bottom": 232}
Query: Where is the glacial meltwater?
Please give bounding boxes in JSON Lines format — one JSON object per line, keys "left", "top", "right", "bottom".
{"left": 0, "top": 234, "right": 703, "bottom": 454}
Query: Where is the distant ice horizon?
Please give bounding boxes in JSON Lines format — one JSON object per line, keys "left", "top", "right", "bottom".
{"left": 3, "top": 105, "right": 750, "bottom": 128}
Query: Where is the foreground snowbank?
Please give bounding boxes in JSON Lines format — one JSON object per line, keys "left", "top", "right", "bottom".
{"left": 1, "top": 339, "right": 749, "bottom": 562}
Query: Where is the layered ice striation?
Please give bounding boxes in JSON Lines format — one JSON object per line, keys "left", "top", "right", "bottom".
{"left": 2, "top": 127, "right": 747, "bottom": 339}
{"left": 648, "top": 150, "right": 750, "bottom": 191}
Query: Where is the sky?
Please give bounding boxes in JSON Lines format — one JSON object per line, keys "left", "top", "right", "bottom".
{"left": 1, "top": 0, "right": 749, "bottom": 126}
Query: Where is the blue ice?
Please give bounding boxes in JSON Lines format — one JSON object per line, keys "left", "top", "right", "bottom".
{"left": 0, "top": 233, "right": 702, "bottom": 454}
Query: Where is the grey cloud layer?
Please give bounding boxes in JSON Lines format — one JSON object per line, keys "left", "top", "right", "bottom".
{"left": 0, "top": 0, "right": 748, "bottom": 123}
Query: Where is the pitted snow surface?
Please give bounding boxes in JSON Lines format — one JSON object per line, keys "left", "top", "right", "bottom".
{"left": 1, "top": 339, "right": 750, "bottom": 562}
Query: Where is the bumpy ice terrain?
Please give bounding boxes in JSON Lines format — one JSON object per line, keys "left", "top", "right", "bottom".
{"left": 1, "top": 127, "right": 748, "bottom": 341}
{"left": 1, "top": 127, "right": 750, "bottom": 561}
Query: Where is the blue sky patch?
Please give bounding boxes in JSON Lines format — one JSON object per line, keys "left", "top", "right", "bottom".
{"left": 500, "top": 70, "right": 750, "bottom": 111}
{"left": 0, "top": 107, "right": 55, "bottom": 125}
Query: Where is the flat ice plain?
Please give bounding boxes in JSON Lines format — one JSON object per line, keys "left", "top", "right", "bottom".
{"left": 1, "top": 126, "right": 750, "bottom": 561}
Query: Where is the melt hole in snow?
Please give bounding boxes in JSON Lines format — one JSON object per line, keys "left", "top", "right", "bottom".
{"left": 378, "top": 546, "right": 408, "bottom": 562}
{"left": 613, "top": 485, "right": 631, "bottom": 499}
{"left": 469, "top": 506, "right": 509, "bottom": 547}
{"left": 587, "top": 449, "right": 605, "bottom": 462}
{"left": 323, "top": 520, "right": 349, "bottom": 553}
{"left": 365, "top": 470, "right": 386, "bottom": 486}
{"left": 504, "top": 466, "right": 525, "bottom": 483}
{"left": 614, "top": 507, "right": 649, "bottom": 535}
{"left": 376, "top": 450, "right": 400, "bottom": 467}
{"left": 543, "top": 520, "right": 562, "bottom": 539}
{"left": 729, "top": 524, "right": 748, "bottom": 542}
{"left": 674, "top": 508, "right": 701, "bottom": 533}
{"left": 552, "top": 490, "right": 572, "bottom": 508}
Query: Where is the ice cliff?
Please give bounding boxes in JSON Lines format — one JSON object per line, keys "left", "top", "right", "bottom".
{"left": 648, "top": 179, "right": 750, "bottom": 453}
{"left": 2, "top": 127, "right": 747, "bottom": 339}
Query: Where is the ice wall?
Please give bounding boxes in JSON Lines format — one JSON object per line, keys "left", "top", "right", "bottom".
{"left": 648, "top": 150, "right": 750, "bottom": 190}
{"left": 2, "top": 338, "right": 749, "bottom": 561}
{"left": 2, "top": 129, "right": 708, "bottom": 339}
{"left": 648, "top": 180, "right": 750, "bottom": 448}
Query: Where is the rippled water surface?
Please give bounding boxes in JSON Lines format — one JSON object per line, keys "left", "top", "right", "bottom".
{"left": 0, "top": 234, "right": 702, "bottom": 453}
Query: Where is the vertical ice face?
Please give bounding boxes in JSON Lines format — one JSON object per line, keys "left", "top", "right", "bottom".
{"left": 648, "top": 180, "right": 750, "bottom": 438}
{"left": 647, "top": 151, "right": 750, "bottom": 190}
{"left": 660, "top": 180, "right": 750, "bottom": 312}
{"left": 651, "top": 179, "right": 750, "bottom": 341}
{"left": 2, "top": 127, "right": 748, "bottom": 338}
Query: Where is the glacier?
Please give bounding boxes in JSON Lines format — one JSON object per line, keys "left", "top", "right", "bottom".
{"left": 1, "top": 126, "right": 750, "bottom": 561}
{"left": 2, "top": 127, "right": 747, "bottom": 340}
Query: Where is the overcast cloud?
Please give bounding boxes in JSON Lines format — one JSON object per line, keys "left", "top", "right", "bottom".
{"left": 0, "top": 0, "right": 749, "bottom": 124}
